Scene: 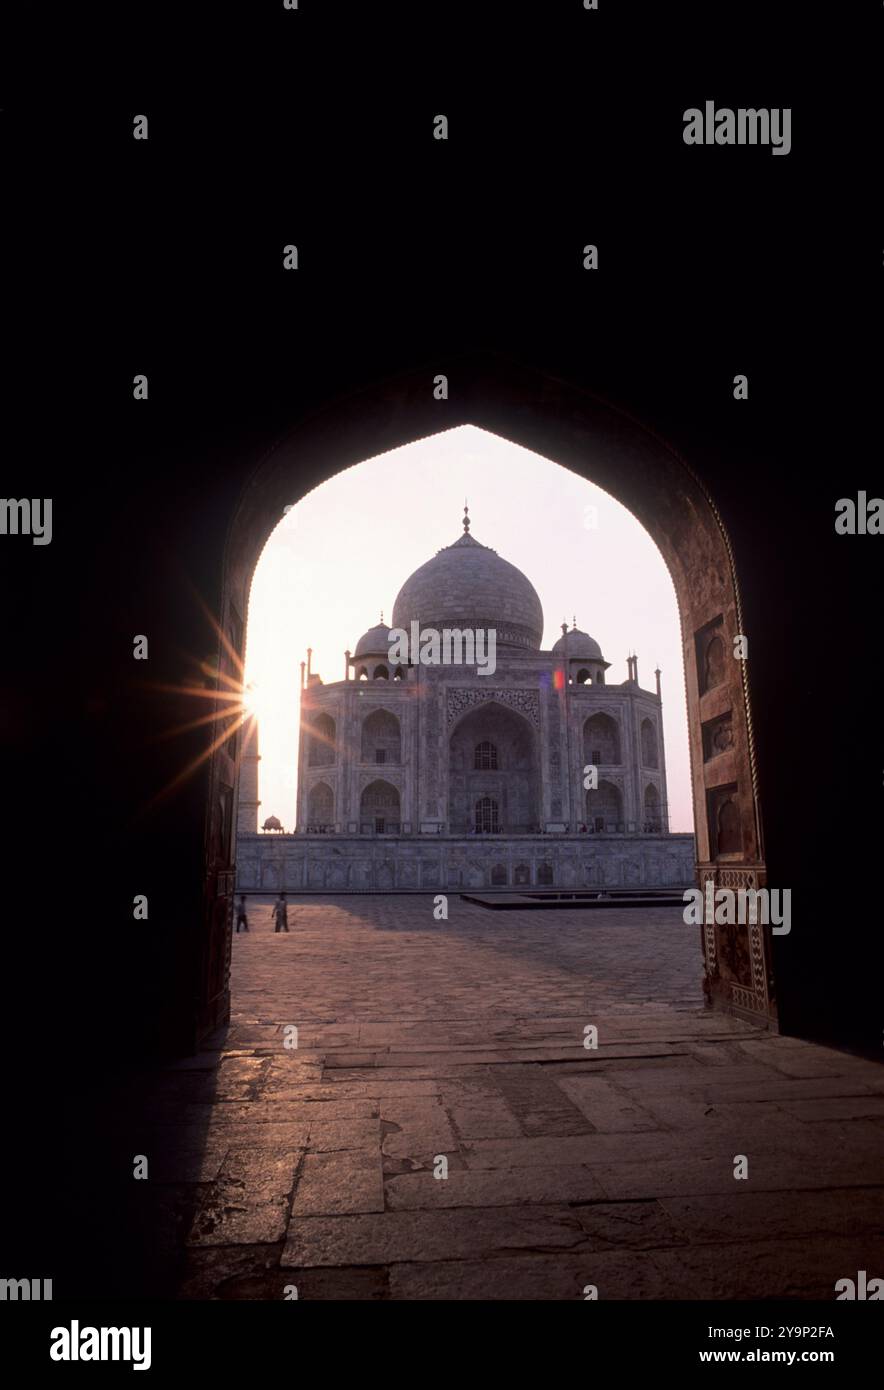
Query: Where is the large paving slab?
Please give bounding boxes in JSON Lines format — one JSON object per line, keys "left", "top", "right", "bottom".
{"left": 133, "top": 895, "right": 882, "bottom": 1299}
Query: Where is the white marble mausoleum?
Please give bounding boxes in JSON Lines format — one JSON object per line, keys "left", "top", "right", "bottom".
{"left": 236, "top": 509, "right": 695, "bottom": 892}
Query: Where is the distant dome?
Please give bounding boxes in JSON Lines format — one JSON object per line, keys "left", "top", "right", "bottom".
{"left": 552, "top": 627, "right": 603, "bottom": 661}
{"left": 391, "top": 522, "right": 544, "bottom": 651}
{"left": 354, "top": 622, "right": 391, "bottom": 657}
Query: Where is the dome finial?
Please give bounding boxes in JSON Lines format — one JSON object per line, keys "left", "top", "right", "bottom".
{"left": 380, "top": 610, "right": 384, "bottom": 624}
{"left": 572, "top": 615, "right": 577, "bottom": 630}
{"left": 463, "top": 499, "right": 470, "bottom": 533}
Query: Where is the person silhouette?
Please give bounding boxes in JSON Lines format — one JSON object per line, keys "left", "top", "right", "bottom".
{"left": 273, "top": 892, "right": 290, "bottom": 933}
{"left": 235, "top": 895, "right": 249, "bottom": 932}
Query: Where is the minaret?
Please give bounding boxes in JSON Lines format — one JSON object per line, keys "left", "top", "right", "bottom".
{"left": 236, "top": 714, "right": 261, "bottom": 833}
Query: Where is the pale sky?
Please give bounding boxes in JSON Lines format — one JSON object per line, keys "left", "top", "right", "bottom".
{"left": 243, "top": 425, "right": 694, "bottom": 833}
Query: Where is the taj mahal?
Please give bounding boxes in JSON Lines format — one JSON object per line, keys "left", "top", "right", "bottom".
{"left": 235, "top": 509, "right": 695, "bottom": 893}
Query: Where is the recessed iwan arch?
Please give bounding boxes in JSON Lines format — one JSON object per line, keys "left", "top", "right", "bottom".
{"left": 199, "top": 362, "right": 771, "bottom": 1040}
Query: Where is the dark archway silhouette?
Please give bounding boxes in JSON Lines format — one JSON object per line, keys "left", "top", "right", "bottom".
{"left": 199, "top": 359, "right": 772, "bottom": 1040}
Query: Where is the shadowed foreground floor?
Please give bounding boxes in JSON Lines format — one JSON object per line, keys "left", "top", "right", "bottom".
{"left": 135, "top": 896, "right": 884, "bottom": 1299}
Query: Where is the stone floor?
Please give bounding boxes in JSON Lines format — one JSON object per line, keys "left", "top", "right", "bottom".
{"left": 137, "top": 896, "right": 884, "bottom": 1299}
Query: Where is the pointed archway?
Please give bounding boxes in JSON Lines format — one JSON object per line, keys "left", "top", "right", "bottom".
{"left": 448, "top": 700, "right": 539, "bottom": 835}
{"left": 199, "top": 358, "right": 773, "bottom": 1040}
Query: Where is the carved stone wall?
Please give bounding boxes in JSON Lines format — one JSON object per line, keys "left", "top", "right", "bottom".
{"left": 698, "top": 863, "right": 772, "bottom": 1020}
{"left": 237, "top": 831, "right": 696, "bottom": 894}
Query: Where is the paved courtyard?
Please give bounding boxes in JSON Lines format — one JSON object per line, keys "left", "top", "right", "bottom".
{"left": 136, "top": 896, "right": 884, "bottom": 1299}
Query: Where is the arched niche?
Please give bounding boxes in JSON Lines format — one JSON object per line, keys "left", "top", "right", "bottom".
{"left": 583, "top": 712, "right": 621, "bottom": 766}
{"left": 586, "top": 780, "right": 623, "bottom": 832}
{"left": 359, "top": 779, "right": 401, "bottom": 834}
{"left": 640, "top": 718, "right": 658, "bottom": 769}
{"left": 643, "top": 782, "right": 661, "bottom": 831}
{"left": 307, "top": 712, "right": 336, "bottom": 767}
{"left": 361, "top": 708, "right": 401, "bottom": 764}
{"left": 307, "top": 781, "right": 334, "bottom": 826}
{"left": 448, "top": 701, "right": 538, "bottom": 836}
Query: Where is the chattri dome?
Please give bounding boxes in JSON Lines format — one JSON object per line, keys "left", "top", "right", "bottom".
{"left": 552, "top": 626, "right": 603, "bottom": 661}
{"left": 353, "top": 622, "right": 391, "bottom": 657}
{"left": 390, "top": 511, "right": 544, "bottom": 651}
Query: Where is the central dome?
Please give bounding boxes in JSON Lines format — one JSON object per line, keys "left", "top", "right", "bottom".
{"left": 391, "top": 526, "right": 544, "bottom": 651}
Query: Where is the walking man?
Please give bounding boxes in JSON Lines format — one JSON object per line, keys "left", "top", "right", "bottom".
{"left": 235, "top": 894, "right": 249, "bottom": 933}
{"left": 273, "top": 891, "right": 290, "bottom": 933}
